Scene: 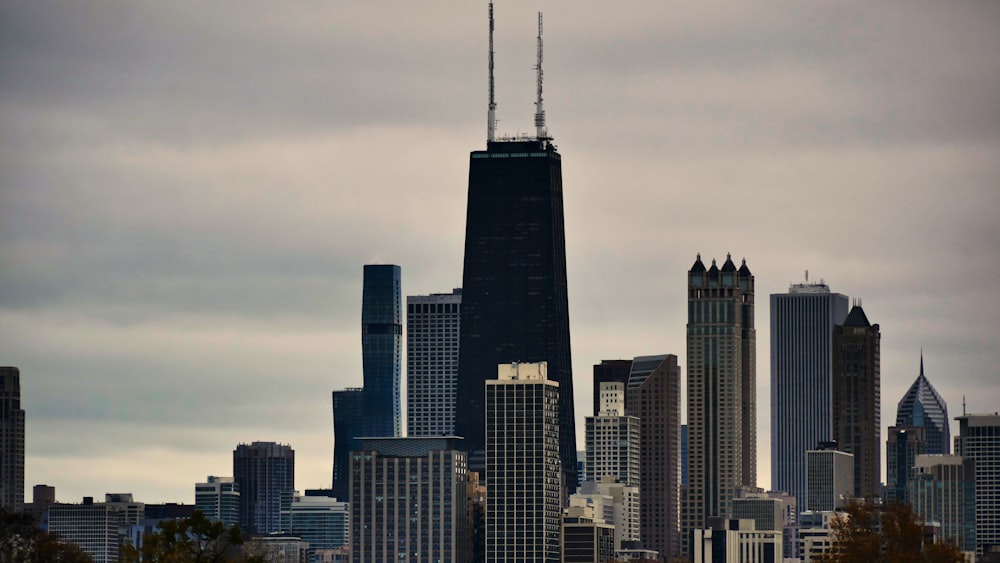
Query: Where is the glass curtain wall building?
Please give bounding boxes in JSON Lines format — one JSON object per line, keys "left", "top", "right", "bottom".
{"left": 770, "top": 280, "right": 848, "bottom": 509}
{"left": 361, "top": 264, "right": 402, "bottom": 438}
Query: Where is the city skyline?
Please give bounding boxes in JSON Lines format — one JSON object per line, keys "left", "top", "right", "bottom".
{"left": 1, "top": 1, "right": 999, "bottom": 504}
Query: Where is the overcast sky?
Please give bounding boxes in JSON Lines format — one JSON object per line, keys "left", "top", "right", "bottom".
{"left": 1, "top": 1, "right": 998, "bottom": 504}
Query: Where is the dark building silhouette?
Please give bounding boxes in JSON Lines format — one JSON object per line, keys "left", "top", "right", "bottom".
{"left": 454, "top": 137, "right": 576, "bottom": 487}
{"left": 886, "top": 426, "right": 924, "bottom": 503}
{"left": 0, "top": 367, "right": 24, "bottom": 511}
{"left": 831, "top": 303, "right": 881, "bottom": 499}
{"left": 331, "top": 388, "right": 363, "bottom": 501}
{"left": 593, "top": 359, "right": 633, "bottom": 416}
{"left": 361, "top": 264, "right": 402, "bottom": 438}
{"left": 895, "top": 353, "right": 950, "bottom": 454}
{"left": 233, "top": 442, "right": 294, "bottom": 535}
{"left": 626, "top": 354, "right": 682, "bottom": 559}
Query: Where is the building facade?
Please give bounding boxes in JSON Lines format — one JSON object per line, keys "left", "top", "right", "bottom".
{"left": 683, "top": 254, "right": 756, "bottom": 556}
{"left": 562, "top": 506, "right": 616, "bottom": 563}
{"left": 361, "top": 264, "right": 402, "bottom": 438}
{"left": 593, "top": 359, "right": 633, "bottom": 417}
{"left": 486, "top": 362, "right": 561, "bottom": 562}
{"left": 626, "top": 353, "right": 681, "bottom": 558}
{"left": 831, "top": 303, "right": 881, "bottom": 499}
{"left": 586, "top": 381, "right": 640, "bottom": 487}
{"left": 769, "top": 280, "right": 848, "bottom": 508}
{"left": 910, "top": 454, "right": 976, "bottom": 554}
{"left": 455, "top": 137, "right": 577, "bottom": 489}
{"left": 896, "top": 354, "right": 950, "bottom": 455}
{"left": 406, "top": 289, "right": 461, "bottom": 437}
{"left": 195, "top": 476, "right": 240, "bottom": 527}
{"left": 349, "top": 437, "right": 468, "bottom": 562}
{"left": 691, "top": 519, "right": 783, "bottom": 563}
{"left": 0, "top": 367, "right": 24, "bottom": 511}
{"left": 955, "top": 413, "right": 1000, "bottom": 556}
{"left": 233, "top": 441, "right": 295, "bottom": 535}
{"left": 331, "top": 387, "right": 363, "bottom": 501}
{"left": 280, "top": 492, "right": 349, "bottom": 557}
{"left": 572, "top": 477, "right": 641, "bottom": 552}
{"left": 48, "top": 499, "right": 130, "bottom": 563}
{"left": 886, "top": 426, "right": 925, "bottom": 503}
{"left": 806, "top": 444, "right": 854, "bottom": 512}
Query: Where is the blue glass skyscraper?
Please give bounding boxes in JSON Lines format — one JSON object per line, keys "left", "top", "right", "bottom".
{"left": 895, "top": 353, "right": 950, "bottom": 454}
{"left": 361, "top": 264, "right": 402, "bottom": 438}
{"left": 770, "top": 278, "right": 848, "bottom": 509}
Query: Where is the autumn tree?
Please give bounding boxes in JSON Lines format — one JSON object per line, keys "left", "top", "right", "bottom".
{"left": 819, "top": 499, "right": 964, "bottom": 563}
{"left": 119, "top": 510, "right": 264, "bottom": 563}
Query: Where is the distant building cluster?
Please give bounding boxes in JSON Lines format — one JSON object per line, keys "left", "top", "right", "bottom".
{"left": 3, "top": 6, "right": 999, "bottom": 563}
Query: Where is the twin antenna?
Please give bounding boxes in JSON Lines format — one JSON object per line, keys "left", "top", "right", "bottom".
{"left": 487, "top": 3, "right": 548, "bottom": 142}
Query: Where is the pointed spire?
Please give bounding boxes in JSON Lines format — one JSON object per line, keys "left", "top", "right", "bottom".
{"left": 690, "top": 253, "right": 706, "bottom": 273}
{"left": 721, "top": 253, "right": 737, "bottom": 272}
{"left": 738, "top": 257, "right": 752, "bottom": 276}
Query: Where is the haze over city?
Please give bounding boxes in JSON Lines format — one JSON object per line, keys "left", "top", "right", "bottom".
{"left": 1, "top": 0, "right": 998, "bottom": 505}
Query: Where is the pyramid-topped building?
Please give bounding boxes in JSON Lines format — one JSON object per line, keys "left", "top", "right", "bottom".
{"left": 896, "top": 353, "right": 950, "bottom": 454}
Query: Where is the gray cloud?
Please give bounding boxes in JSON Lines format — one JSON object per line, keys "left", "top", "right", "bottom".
{"left": 1, "top": 0, "right": 998, "bottom": 502}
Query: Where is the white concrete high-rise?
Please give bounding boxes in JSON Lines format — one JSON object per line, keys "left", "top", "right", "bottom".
{"left": 486, "top": 362, "right": 561, "bottom": 562}
{"left": 955, "top": 413, "right": 1000, "bottom": 557}
{"left": 805, "top": 444, "right": 854, "bottom": 512}
{"left": 769, "top": 279, "right": 848, "bottom": 508}
{"left": 406, "top": 289, "right": 461, "bottom": 436}
{"left": 585, "top": 381, "right": 640, "bottom": 487}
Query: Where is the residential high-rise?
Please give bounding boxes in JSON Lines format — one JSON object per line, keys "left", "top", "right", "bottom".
{"left": 486, "top": 362, "right": 561, "bottom": 562}
{"left": 592, "top": 359, "right": 633, "bottom": 416}
{"left": 562, "top": 506, "right": 616, "bottom": 563}
{"left": 886, "top": 426, "right": 925, "bottom": 503}
{"left": 48, "top": 498, "right": 129, "bottom": 563}
{"left": 280, "top": 491, "right": 349, "bottom": 557}
{"left": 586, "top": 381, "right": 640, "bottom": 487}
{"left": 331, "top": 388, "right": 363, "bottom": 501}
{"left": 831, "top": 303, "right": 881, "bottom": 499}
{"left": 769, "top": 279, "right": 848, "bottom": 507}
{"left": 910, "top": 454, "right": 976, "bottom": 554}
{"left": 683, "top": 254, "right": 756, "bottom": 556}
{"left": 455, "top": 7, "right": 576, "bottom": 488}
{"left": 572, "top": 477, "right": 641, "bottom": 551}
{"left": 233, "top": 441, "right": 295, "bottom": 535}
{"left": 626, "top": 353, "right": 682, "bottom": 558}
{"left": 806, "top": 443, "right": 854, "bottom": 512}
{"left": 896, "top": 353, "right": 950, "bottom": 455}
{"left": 361, "top": 264, "right": 402, "bottom": 438}
{"left": 406, "top": 288, "right": 461, "bottom": 436}
{"left": 350, "top": 437, "right": 468, "bottom": 562}
{"left": 0, "top": 367, "right": 24, "bottom": 511}
{"left": 955, "top": 413, "right": 1000, "bottom": 556}
{"left": 195, "top": 476, "right": 240, "bottom": 527}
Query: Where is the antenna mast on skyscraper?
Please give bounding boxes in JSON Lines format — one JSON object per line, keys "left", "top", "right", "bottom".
{"left": 487, "top": 2, "right": 497, "bottom": 142}
{"left": 534, "top": 12, "right": 549, "bottom": 140}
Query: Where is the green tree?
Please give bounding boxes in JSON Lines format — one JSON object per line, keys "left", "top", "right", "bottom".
{"left": 0, "top": 508, "right": 92, "bottom": 563}
{"left": 819, "top": 500, "right": 964, "bottom": 563}
{"left": 119, "top": 511, "right": 262, "bottom": 563}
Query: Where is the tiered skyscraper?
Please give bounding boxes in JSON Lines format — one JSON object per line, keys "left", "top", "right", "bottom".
{"left": 455, "top": 6, "right": 576, "bottom": 488}
{"left": 586, "top": 380, "right": 640, "bottom": 487}
{"left": 682, "top": 254, "right": 756, "bottom": 556}
{"left": 486, "top": 362, "right": 561, "bottom": 562}
{"left": 625, "top": 354, "right": 681, "bottom": 558}
{"left": 360, "top": 264, "right": 402, "bottom": 438}
{"left": 0, "top": 367, "right": 24, "bottom": 511}
{"left": 895, "top": 353, "right": 950, "bottom": 454}
{"left": 769, "top": 278, "right": 848, "bottom": 508}
{"left": 406, "top": 288, "right": 461, "bottom": 436}
{"left": 831, "top": 302, "right": 881, "bottom": 499}
{"left": 233, "top": 441, "right": 295, "bottom": 535}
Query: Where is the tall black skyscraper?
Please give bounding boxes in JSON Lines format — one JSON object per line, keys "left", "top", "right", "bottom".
{"left": 361, "top": 264, "right": 402, "bottom": 438}
{"left": 455, "top": 6, "right": 577, "bottom": 489}
{"left": 331, "top": 387, "right": 363, "bottom": 501}
{"left": 233, "top": 441, "right": 294, "bottom": 535}
{"left": 0, "top": 367, "right": 24, "bottom": 511}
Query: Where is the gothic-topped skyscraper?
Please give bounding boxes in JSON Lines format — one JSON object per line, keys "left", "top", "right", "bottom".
{"left": 455, "top": 5, "right": 576, "bottom": 488}
{"left": 682, "top": 254, "right": 756, "bottom": 556}
{"left": 895, "top": 353, "right": 950, "bottom": 455}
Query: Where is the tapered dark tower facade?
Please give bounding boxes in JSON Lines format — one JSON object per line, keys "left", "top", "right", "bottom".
{"left": 455, "top": 138, "right": 576, "bottom": 489}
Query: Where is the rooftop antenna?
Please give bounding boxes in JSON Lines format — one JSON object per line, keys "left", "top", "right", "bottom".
{"left": 487, "top": 2, "right": 497, "bottom": 143}
{"left": 534, "top": 12, "right": 548, "bottom": 140}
